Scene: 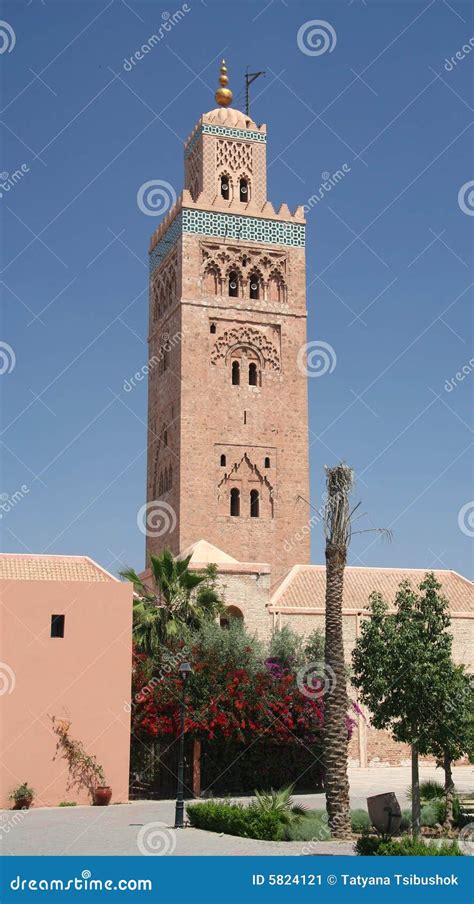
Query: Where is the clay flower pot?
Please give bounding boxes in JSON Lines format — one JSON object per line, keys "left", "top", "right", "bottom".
{"left": 367, "top": 792, "right": 401, "bottom": 835}
{"left": 93, "top": 786, "right": 112, "bottom": 806}
{"left": 13, "top": 795, "right": 33, "bottom": 811}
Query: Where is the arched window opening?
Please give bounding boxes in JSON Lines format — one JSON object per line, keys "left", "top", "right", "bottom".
{"left": 239, "top": 178, "right": 249, "bottom": 203}
{"left": 228, "top": 270, "right": 238, "bottom": 297}
{"left": 163, "top": 430, "right": 168, "bottom": 446}
{"left": 249, "top": 273, "right": 260, "bottom": 300}
{"left": 210, "top": 322, "right": 217, "bottom": 334}
{"left": 232, "top": 361, "right": 240, "bottom": 386}
{"left": 230, "top": 487, "right": 240, "bottom": 517}
{"left": 221, "top": 175, "right": 230, "bottom": 200}
{"left": 269, "top": 274, "right": 284, "bottom": 303}
{"left": 264, "top": 456, "right": 270, "bottom": 469}
{"left": 220, "top": 605, "right": 244, "bottom": 628}
{"left": 220, "top": 454, "right": 226, "bottom": 467}
{"left": 249, "top": 362, "right": 258, "bottom": 386}
{"left": 250, "top": 489, "right": 260, "bottom": 518}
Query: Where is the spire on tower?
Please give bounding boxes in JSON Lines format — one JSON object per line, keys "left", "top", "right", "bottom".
{"left": 215, "top": 59, "right": 233, "bottom": 108}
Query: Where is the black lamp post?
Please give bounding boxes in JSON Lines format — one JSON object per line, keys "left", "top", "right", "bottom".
{"left": 174, "top": 661, "right": 192, "bottom": 828}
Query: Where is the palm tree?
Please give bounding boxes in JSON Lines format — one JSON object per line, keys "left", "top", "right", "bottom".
{"left": 322, "top": 463, "right": 354, "bottom": 839}
{"left": 120, "top": 549, "right": 223, "bottom": 655}
{"left": 322, "top": 464, "right": 391, "bottom": 839}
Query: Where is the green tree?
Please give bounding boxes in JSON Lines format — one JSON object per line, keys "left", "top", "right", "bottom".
{"left": 426, "top": 664, "right": 473, "bottom": 826}
{"left": 121, "top": 549, "right": 223, "bottom": 655}
{"left": 352, "top": 572, "right": 456, "bottom": 836}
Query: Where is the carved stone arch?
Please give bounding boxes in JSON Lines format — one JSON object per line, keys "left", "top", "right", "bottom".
{"left": 219, "top": 170, "right": 233, "bottom": 201}
{"left": 267, "top": 268, "right": 286, "bottom": 303}
{"left": 226, "top": 265, "right": 243, "bottom": 298}
{"left": 203, "top": 262, "right": 221, "bottom": 296}
{"left": 217, "top": 452, "right": 274, "bottom": 518}
{"left": 238, "top": 172, "right": 251, "bottom": 203}
{"left": 211, "top": 326, "right": 280, "bottom": 372}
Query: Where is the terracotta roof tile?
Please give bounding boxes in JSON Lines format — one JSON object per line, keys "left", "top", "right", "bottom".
{"left": 270, "top": 566, "right": 473, "bottom": 614}
{"left": 0, "top": 555, "right": 116, "bottom": 583}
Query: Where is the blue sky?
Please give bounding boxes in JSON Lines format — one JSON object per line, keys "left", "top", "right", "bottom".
{"left": 1, "top": 0, "right": 472, "bottom": 580}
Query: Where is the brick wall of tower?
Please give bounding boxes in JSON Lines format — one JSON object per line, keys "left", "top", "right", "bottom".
{"left": 177, "top": 231, "right": 310, "bottom": 581}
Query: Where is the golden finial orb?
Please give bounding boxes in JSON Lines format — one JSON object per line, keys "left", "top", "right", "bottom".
{"left": 215, "top": 59, "right": 233, "bottom": 108}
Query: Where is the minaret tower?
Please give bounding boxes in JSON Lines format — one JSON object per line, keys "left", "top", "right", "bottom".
{"left": 146, "top": 62, "right": 310, "bottom": 581}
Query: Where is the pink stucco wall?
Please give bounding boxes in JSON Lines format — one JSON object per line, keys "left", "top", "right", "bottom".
{"left": 0, "top": 575, "right": 133, "bottom": 808}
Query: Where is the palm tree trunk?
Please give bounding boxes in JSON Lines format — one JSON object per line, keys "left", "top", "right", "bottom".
{"left": 323, "top": 541, "right": 352, "bottom": 839}
{"left": 443, "top": 751, "right": 454, "bottom": 828}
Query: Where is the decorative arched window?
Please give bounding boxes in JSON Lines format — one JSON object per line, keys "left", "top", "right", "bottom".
{"left": 249, "top": 273, "right": 260, "bottom": 300}
{"left": 264, "top": 456, "right": 270, "bottom": 469}
{"left": 228, "top": 270, "right": 239, "bottom": 298}
{"left": 250, "top": 489, "right": 259, "bottom": 518}
{"left": 239, "top": 177, "right": 249, "bottom": 202}
{"left": 221, "top": 174, "right": 230, "bottom": 200}
{"left": 249, "top": 362, "right": 258, "bottom": 386}
{"left": 230, "top": 487, "right": 240, "bottom": 517}
{"left": 232, "top": 360, "right": 240, "bottom": 386}
{"left": 204, "top": 267, "right": 219, "bottom": 296}
{"left": 220, "top": 454, "right": 226, "bottom": 467}
{"left": 210, "top": 322, "right": 216, "bottom": 334}
{"left": 268, "top": 273, "right": 284, "bottom": 303}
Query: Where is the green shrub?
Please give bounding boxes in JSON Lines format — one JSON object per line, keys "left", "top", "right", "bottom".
{"left": 420, "top": 803, "right": 439, "bottom": 827}
{"left": 187, "top": 800, "right": 284, "bottom": 841}
{"left": 284, "top": 810, "right": 331, "bottom": 842}
{"left": 419, "top": 780, "right": 445, "bottom": 801}
{"left": 58, "top": 801, "right": 77, "bottom": 807}
{"left": 351, "top": 809, "right": 371, "bottom": 833}
{"left": 356, "top": 835, "right": 463, "bottom": 856}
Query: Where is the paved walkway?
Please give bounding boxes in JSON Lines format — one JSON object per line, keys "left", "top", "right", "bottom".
{"left": 1, "top": 766, "right": 471, "bottom": 857}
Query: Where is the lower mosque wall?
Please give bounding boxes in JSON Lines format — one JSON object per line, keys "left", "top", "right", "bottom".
{"left": 243, "top": 607, "right": 472, "bottom": 768}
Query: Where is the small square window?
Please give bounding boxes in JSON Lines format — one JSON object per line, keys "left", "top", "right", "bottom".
{"left": 51, "top": 614, "right": 65, "bottom": 638}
